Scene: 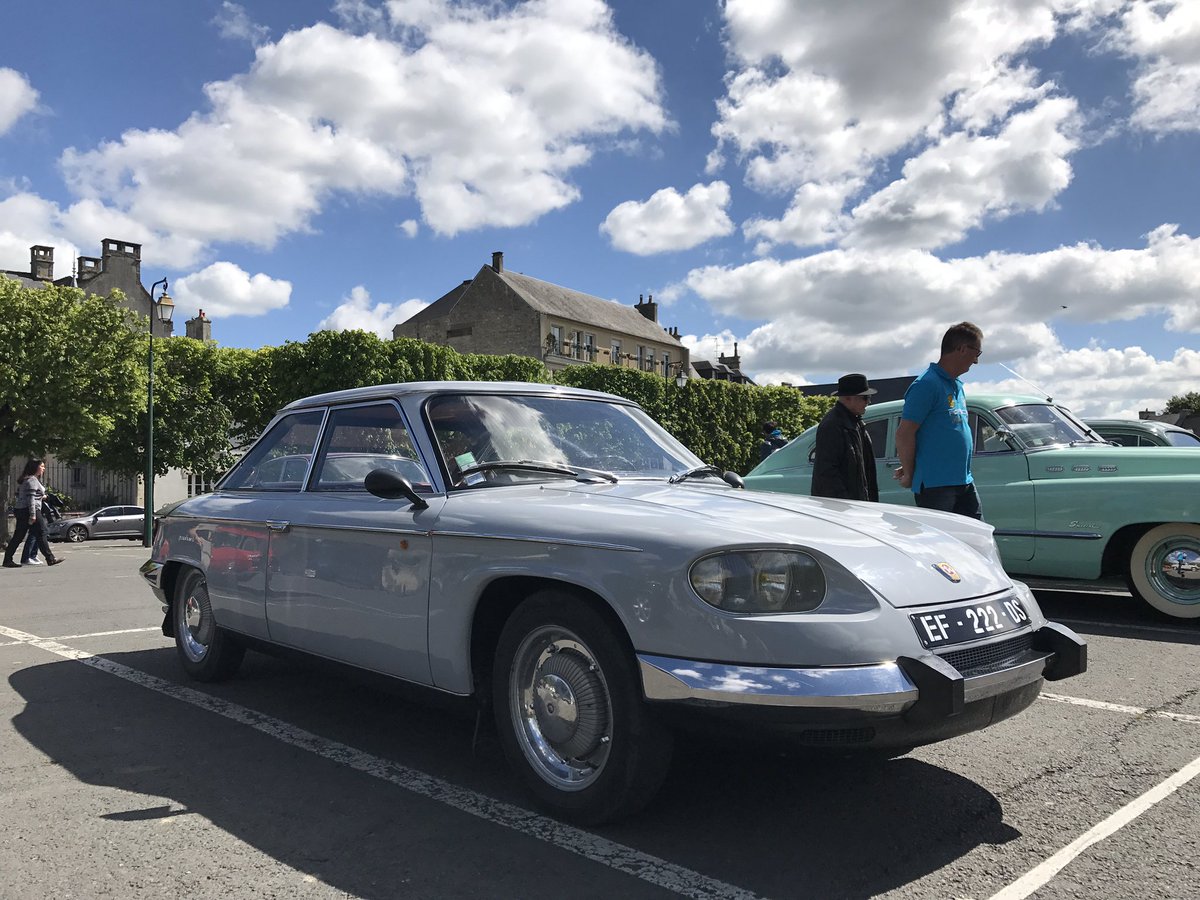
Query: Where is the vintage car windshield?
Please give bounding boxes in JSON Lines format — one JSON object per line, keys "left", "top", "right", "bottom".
{"left": 426, "top": 393, "right": 704, "bottom": 485}
{"left": 994, "top": 403, "right": 1100, "bottom": 449}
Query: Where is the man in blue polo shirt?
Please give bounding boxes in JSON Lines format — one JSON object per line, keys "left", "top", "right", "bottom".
{"left": 894, "top": 322, "right": 984, "bottom": 519}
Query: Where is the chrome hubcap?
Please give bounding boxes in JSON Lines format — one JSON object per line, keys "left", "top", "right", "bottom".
{"left": 178, "top": 578, "right": 212, "bottom": 662}
{"left": 511, "top": 630, "right": 611, "bottom": 791}
{"left": 1147, "top": 538, "right": 1200, "bottom": 605}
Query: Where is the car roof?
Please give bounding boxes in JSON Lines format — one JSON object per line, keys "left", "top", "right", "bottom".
{"left": 865, "top": 392, "right": 1048, "bottom": 415}
{"left": 1084, "top": 418, "right": 1190, "bottom": 433}
{"left": 280, "top": 380, "right": 630, "bottom": 411}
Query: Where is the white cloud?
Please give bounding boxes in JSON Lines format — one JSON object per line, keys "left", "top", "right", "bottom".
{"left": 709, "top": 1, "right": 1092, "bottom": 252}
{"left": 683, "top": 225, "right": 1200, "bottom": 415}
{"left": 316, "top": 284, "right": 428, "bottom": 337}
{"left": 171, "top": 261, "right": 292, "bottom": 318}
{"left": 398, "top": 219, "right": 419, "bottom": 238}
{"left": 1111, "top": 0, "right": 1200, "bottom": 134}
{"left": 45, "top": 0, "right": 667, "bottom": 268}
{"left": 213, "top": 2, "right": 271, "bottom": 46}
{"left": 0, "top": 68, "right": 38, "bottom": 135}
{"left": 600, "top": 181, "right": 733, "bottom": 254}
{"left": 845, "top": 96, "right": 1081, "bottom": 250}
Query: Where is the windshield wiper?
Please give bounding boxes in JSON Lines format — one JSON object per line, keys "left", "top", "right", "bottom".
{"left": 668, "top": 464, "right": 724, "bottom": 484}
{"left": 458, "top": 460, "right": 618, "bottom": 483}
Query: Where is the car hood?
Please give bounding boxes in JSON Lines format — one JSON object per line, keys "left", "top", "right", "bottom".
{"left": 48, "top": 515, "right": 89, "bottom": 528}
{"left": 487, "top": 481, "right": 1012, "bottom": 608}
{"left": 1025, "top": 444, "right": 1200, "bottom": 479}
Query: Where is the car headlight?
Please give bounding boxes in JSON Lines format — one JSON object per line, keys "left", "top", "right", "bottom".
{"left": 689, "top": 550, "right": 826, "bottom": 614}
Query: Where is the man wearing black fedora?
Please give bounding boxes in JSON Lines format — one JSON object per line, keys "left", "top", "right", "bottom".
{"left": 811, "top": 373, "right": 879, "bottom": 501}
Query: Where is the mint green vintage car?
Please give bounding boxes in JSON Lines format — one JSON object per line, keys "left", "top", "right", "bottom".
{"left": 745, "top": 394, "right": 1200, "bottom": 619}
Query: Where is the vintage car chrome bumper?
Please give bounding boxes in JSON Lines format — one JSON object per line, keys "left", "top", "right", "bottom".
{"left": 638, "top": 622, "right": 1087, "bottom": 721}
{"left": 139, "top": 559, "right": 166, "bottom": 600}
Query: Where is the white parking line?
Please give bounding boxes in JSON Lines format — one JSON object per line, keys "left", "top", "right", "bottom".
{"left": 48, "top": 627, "right": 163, "bottom": 641}
{"left": 0, "top": 623, "right": 762, "bottom": 900}
{"left": 988, "top": 750, "right": 1200, "bottom": 900}
{"left": 1042, "top": 692, "right": 1200, "bottom": 726}
{"left": 1054, "top": 617, "right": 1200, "bottom": 638}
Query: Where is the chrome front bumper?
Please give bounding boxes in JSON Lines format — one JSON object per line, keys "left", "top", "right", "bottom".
{"left": 638, "top": 622, "right": 1087, "bottom": 720}
{"left": 139, "top": 559, "right": 166, "bottom": 599}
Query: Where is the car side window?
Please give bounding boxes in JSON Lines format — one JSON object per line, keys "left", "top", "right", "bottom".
{"left": 972, "top": 412, "right": 1015, "bottom": 454}
{"left": 864, "top": 419, "right": 890, "bottom": 458}
{"left": 1108, "top": 433, "right": 1137, "bottom": 446}
{"left": 311, "top": 403, "right": 431, "bottom": 492}
{"left": 221, "top": 411, "right": 325, "bottom": 491}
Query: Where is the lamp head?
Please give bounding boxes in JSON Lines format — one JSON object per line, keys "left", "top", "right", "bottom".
{"left": 156, "top": 289, "right": 175, "bottom": 323}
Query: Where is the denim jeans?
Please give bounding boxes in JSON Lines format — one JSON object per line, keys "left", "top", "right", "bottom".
{"left": 915, "top": 482, "right": 983, "bottom": 520}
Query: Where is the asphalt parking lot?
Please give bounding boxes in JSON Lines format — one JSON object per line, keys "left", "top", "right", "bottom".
{"left": 2, "top": 542, "right": 1198, "bottom": 899}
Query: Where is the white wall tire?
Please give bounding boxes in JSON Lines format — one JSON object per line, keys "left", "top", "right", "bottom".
{"left": 1127, "top": 524, "right": 1200, "bottom": 618}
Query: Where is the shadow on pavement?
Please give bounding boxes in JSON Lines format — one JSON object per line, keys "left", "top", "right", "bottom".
{"left": 11, "top": 647, "right": 1019, "bottom": 899}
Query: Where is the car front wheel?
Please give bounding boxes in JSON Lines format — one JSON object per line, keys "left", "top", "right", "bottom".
{"left": 66, "top": 525, "right": 88, "bottom": 542}
{"left": 173, "top": 567, "right": 246, "bottom": 681}
{"left": 1127, "top": 523, "right": 1200, "bottom": 618}
{"left": 492, "top": 591, "right": 672, "bottom": 824}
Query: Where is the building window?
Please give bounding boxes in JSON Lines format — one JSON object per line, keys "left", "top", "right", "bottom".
{"left": 661, "top": 351, "right": 671, "bottom": 377}
{"left": 645, "top": 348, "right": 656, "bottom": 372}
{"left": 549, "top": 325, "right": 564, "bottom": 355}
{"left": 583, "top": 333, "right": 596, "bottom": 362}
{"left": 187, "top": 472, "right": 215, "bottom": 497}
{"left": 610, "top": 340, "right": 622, "bottom": 364}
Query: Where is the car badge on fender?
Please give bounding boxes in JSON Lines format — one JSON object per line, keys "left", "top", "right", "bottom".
{"left": 932, "top": 562, "right": 961, "bottom": 583}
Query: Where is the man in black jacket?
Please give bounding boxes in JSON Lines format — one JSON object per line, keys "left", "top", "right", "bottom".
{"left": 811, "top": 373, "right": 879, "bottom": 501}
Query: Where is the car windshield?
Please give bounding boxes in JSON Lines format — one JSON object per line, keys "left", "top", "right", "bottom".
{"left": 1167, "top": 430, "right": 1200, "bottom": 447}
{"left": 995, "top": 403, "right": 1099, "bottom": 448}
{"left": 426, "top": 393, "right": 704, "bottom": 486}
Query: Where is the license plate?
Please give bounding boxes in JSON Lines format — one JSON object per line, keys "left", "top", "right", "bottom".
{"left": 909, "top": 595, "right": 1031, "bottom": 648}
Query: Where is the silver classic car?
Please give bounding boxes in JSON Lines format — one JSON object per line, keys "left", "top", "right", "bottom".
{"left": 747, "top": 394, "right": 1200, "bottom": 619}
{"left": 140, "top": 382, "right": 1085, "bottom": 823}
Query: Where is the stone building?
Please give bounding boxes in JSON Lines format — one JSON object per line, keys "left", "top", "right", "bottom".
{"left": 394, "top": 252, "right": 690, "bottom": 380}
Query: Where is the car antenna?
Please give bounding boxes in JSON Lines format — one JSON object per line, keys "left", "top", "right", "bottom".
{"left": 999, "top": 364, "right": 1052, "bottom": 402}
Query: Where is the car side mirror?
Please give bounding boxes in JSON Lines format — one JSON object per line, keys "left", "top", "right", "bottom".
{"left": 365, "top": 468, "right": 429, "bottom": 510}
{"left": 722, "top": 471, "right": 745, "bottom": 489}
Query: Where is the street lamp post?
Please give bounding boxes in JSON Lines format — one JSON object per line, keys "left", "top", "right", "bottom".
{"left": 144, "top": 279, "right": 175, "bottom": 547}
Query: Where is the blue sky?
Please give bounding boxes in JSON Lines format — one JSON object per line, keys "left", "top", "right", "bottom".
{"left": 2, "top": 0, "right": 1199, "bottom": 417}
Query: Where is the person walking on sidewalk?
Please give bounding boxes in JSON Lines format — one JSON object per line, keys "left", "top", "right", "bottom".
{"left": 3, "top": 459, "right": 64, "bottom": 568}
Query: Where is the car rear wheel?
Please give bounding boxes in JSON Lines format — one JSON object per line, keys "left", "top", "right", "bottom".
{"left": 492, "top": 591, "right": 672, "bottom": 824}
{"left": 174, "top": 567, "right": 246, "bottom": 681}
{"left": 66, "top": 525, "right": 88, "bottom": 542}
{"left": 1127, "top": 523, "right": 1200, "bottom": 618}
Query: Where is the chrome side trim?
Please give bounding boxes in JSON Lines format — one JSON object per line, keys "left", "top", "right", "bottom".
{"left": 637, "top": 655, "right": 919, "bottom": 714}
{"left": 993, "top": 529, "right": 1103, "bottom": 540}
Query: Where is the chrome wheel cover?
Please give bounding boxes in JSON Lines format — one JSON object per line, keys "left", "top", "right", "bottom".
{"left": 67, "top": 526, "right": 87, "bottom": 543}
{"left": 509, "top": 626, "right": 612, "bottom": 792}
{"left": 177, "top": 575, "right": 214, "bottom": 663}
{"left": 1143, "top": 536, "right": 1200, "bottom": 607}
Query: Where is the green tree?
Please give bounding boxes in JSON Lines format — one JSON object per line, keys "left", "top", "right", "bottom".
{"left": 96, "top": 336, "right": 239, "bottom": 482}
{"left": 0, "top": 278, "right": 143, "bottom": 541}
{"left": 1165, "top": 392, "right": 1200, "bottom": 414}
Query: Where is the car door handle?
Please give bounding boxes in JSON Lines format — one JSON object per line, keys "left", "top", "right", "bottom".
{"left": 267, "top": 520, "right": 291, "bottom": 533}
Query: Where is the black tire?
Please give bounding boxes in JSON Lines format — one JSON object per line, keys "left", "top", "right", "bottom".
{"left": 492, "top": 590, "right": 672, "bottom": 824}
{"left": 173, "top": 567, "right": 245, "bottom": 681}
{"left": 67, "top": 525, "right": 88, "bottom": 543}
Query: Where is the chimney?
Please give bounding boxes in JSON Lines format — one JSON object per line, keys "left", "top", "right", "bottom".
{"left": 30, "top": 245, "right": 54, "bottom": 281}
{"left": 77, "top": 256, "right": 102, "bottom": 283}
{"left": 101, "top": 238, "right": 142, "bottom": 280}
{"left": 492, "top": 251, "right": 504, "bottom": 273}
{"left": 719, "top": 341, "right": 741, "bottom": 369}
{"left": 185, "top": 308, "right": 212, "bottom": 342}
{"left": 634, "top": 292, "right": 658, "bottom": 323}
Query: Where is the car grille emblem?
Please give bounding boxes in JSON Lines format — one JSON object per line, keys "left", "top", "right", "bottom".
{"left": 932, "top": 562, "right": 961, "bottom": 583}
